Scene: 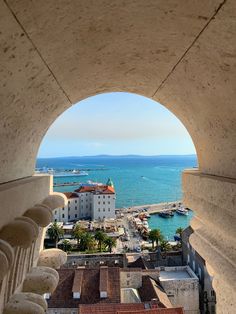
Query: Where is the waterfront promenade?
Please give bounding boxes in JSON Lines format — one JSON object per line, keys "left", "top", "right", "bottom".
{"left": 118, "top": 201, "right": 182, "bottom": 215}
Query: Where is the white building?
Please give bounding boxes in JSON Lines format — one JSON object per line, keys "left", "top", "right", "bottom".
{"left": 158, "top": 266, "right": 199, "bottom": 314}
{"left": 53, "top": 179, "right": 116, "bottom": 222}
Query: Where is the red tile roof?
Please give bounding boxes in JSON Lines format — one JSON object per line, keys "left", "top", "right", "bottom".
{"left": 79, "top": 303, "right": 145, "bottom": 314}
{"left": 117, "top": 308, "right": 184, "bottom": 314}
{"left": 63, "top": 192, "right": 79, "bottom": 199}
{"left": 75, "top": 185, "right": 115, "bottom": 194}
{"left": 48, "top": 267, "right": 121, "bottom": 308}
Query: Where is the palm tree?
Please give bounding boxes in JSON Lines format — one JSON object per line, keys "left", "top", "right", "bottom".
{"left": 148, "top": 229, "right": 163, "bottom": 250}
{"left": 47, "top": 222, "right": 64, "bottom": 248}
{"left": 176, "top": 227, "right": 184, "bottom": 247}
{"left": 79, "top": 232, "right": 96, "bottom": 251}
{"left": 73, "top": 224, "right": 86, "bottom": 249}
{"left": 176, "top": 227, "right": 184, "bottom": 235}
{"left": 94, "top": 230, "right": 106, "bottom": 252}
{"left": 61, "top": 239, "right": 72, "bottom": 253}
{"left": 104, "top": 236, "right": 116, "bottom": 253}
{"left": 160, "top": 239, "right": 172, "bottom": 252}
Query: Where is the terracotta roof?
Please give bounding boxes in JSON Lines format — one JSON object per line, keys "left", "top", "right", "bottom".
{"left": 72, "top": 268, "right": 84, "bottom": 293}
{"left": 75, "top": 185, "right": 115, "bottom": 194}
{"left": 117, "top": 308, "right": 184, "bottom": 314}
{"left": 63, "top": 192, "right": 79, "bottom": 199}
{"left": 100, "top": 266, "right": 108, "bottom": 294}
{"left": 48, "top": 267, "right": 120, "bottom": 308}
{"left": 138, "top": 277, "right": 172, "bottom": 308}
{"left": 79, "top": 303, "right": 145, "bottom": 314}
{"left": 128, "top": 257, "right": 147, "bottom": 269}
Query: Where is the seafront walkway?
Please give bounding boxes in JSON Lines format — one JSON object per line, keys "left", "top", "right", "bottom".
{"left": 117, "top": 201, "right": 182, "bottom": 215}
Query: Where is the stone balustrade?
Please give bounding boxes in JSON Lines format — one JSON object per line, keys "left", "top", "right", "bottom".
{"left": 0, "top": 175, "right": 67, "bottom": 313}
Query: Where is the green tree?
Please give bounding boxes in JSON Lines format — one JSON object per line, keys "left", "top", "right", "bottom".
{"left": 104, "top": 236, "right": 116, "bottom": 253}
{"left": 48, "top": 222, "right": 64, "bottom": 248}
{"left": 61, "top": 239, "right": 72, "bottom": 253}
{"left": 176, "top": 227, "right": 184, "bottom": 235}
{"left": 94, "top": 230, "right": 106, "bottom": 252}
{"left": 176, "top": 227, "right": 184, "bottom": 241}
{"left": 160, "top": 239, "right": 172, "bottom": 252}
{"left": 73, "top": 224, "right": 86, "bottom": 249}
{"left": 80, "top": 232, "right": 95, "bottom": 251}
{"left": 148, "top": 229, "right": 163, "bottom": 250}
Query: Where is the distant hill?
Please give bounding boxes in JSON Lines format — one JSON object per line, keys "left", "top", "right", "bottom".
{"left": 37, "top": 154, "right": 197, "bottom": 159}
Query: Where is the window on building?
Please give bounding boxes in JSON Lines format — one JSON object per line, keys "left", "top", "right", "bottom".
{"left": 98, "top": 201, "right": 100, "bottom": 204}
{"left": 98, "top": 209, "right": 100, "bottom": 212}
{"left": 86, "top": 205, "right": 88, "bottom": 208}
{"left": 81, "top": 199, "right": 83, "bottom": 202}
{"left": 68, "top": 207, "right": 70, "bottom": 211}
{"left": 103, "top": 196, "right": 105, "bottom": 199}
{"left": 75, "top": 206, "right": 77, "bottom": 210}
{"left": 75, "top": 200, "right": 77, "bottom": 203}
{"left": 127, "top": 273, "right": 131, "bottom": 278}
{"left": 62, "top": 214, "right": 64, "bottom": 218}
{"left": 103, "top": 202, "right": 105, "bottom": 204}
{"left": 108, "top": 208, "right": 110, "bottom": 212}
{"left": 55, "top": 210, "right": 57, "bottom": 214}
{"left": 98, "top": 196, "right": 100, "bottom": 198}
{"left": 108, "top": 196, "right": 110, "bottom": 198}
{"left": 103, "top": 208, "right": 105, "bottom": 212}
{"left": 68, "top": 201, "right": 70, "bottom": 204}
{"left": 62, "top": 207, "right": 64, "bottom": 210}
{"left": 108, "top": 201, "right": 110, "bottom": 204}
{"left": 127, "top": 281, "right": 130, "bottom": 286}
{"left": 68, "top": 215, "right": 70, "bottom": 219}
{"left": 103, "top": 216, "right": 105, "bottom": 219}
{"left": 75, "top": 214, "right": 77, "bottom": 218}
{"left": 81, "top": 205, "right": 83, "bottom": 209}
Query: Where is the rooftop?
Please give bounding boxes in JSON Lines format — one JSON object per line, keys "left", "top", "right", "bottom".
{"left": 75, "top": 185, "right": 115, "bottom": 195}
{"left": 158, "top": 266, "right": 198, "bottom": 281}
{"left": 63, "top": 192, "right": 79, "bottom": 199}
{"left": 47, "top": 267, "right": 121, "bottom": 308}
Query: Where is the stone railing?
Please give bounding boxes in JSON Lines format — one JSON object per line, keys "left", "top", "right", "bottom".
{"left": 0, "top": 175, "right": 67, "bottom": 313}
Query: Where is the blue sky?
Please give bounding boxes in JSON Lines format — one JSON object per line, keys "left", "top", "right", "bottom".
{"left": 38, "top": 92, "right": 196, "bottom": 157}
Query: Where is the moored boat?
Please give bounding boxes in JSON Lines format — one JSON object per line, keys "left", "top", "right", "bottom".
{"left": 158, "top": 210, "right": 174, "bottom": 218}
{"left": 176, "top": 207, "right": 188, "bottom": 216}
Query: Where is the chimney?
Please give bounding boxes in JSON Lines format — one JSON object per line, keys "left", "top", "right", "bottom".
{"left": 99, "top": 266, "right": 108, "bottom": 298}
{"left": 72, "top": 268, "right": 84, "bottom": 299}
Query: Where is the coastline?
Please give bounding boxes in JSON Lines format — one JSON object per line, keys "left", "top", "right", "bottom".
{"left": 117, "top": 200, "right": 182, "bottom": 215}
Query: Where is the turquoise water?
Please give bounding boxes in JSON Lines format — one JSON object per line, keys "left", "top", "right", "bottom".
{"left": 36, "top": 155, "right": 197, "bottom": 208}
{"left": 148, "top": 211, "right": 194, "bottom": 240}
{"left": 36, "top": 155, "right": 196, "bottom": 238}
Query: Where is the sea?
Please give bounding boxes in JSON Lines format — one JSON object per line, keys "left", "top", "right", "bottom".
{"left": 36, "top": 155, "right": 197, "bottom": 239}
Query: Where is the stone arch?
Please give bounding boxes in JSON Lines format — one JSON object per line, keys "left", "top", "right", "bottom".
{"left": 0, "top": 0, "right": 235, "bottom": 312}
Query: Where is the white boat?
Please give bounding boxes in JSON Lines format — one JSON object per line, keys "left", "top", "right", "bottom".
{"left": 176, "top": 207, "right": 188, "bottom": 216}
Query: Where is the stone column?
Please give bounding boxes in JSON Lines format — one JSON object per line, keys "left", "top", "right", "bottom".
{"left": 183, "top": 170, "right": 236, "bottom": 314}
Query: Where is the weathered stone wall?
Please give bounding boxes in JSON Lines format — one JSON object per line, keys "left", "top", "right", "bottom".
{"left": 65, "top": 253, "right": 125, "bottom": 268}
{"left": 183, "top": 170, "right": 236, "bottom": 313}
{"left": 120, "top": 269, "right": 159, "bottom": 289}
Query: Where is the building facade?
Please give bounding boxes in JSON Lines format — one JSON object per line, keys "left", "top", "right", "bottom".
{"left": 182, "top": 227, "right": 216, "bottom": 314}
{"left": 53, "top": 180, "right": 116, "bottom": 222}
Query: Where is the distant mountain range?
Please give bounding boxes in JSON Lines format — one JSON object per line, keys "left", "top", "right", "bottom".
{"left": 37, "top": 154, "right": 197, "bottom": 159}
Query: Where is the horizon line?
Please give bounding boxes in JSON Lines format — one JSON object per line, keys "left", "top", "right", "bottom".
{"left": 37, "top": 153, "right": 197, "bottom": 159}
